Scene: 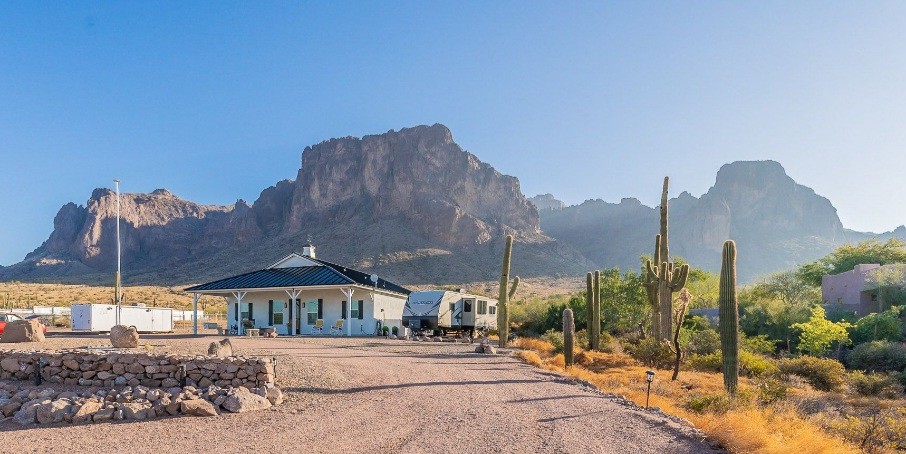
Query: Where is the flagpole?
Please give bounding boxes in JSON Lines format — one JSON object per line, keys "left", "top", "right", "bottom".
{"left": 114, "top": 179, "right": 122, "bottom": 325}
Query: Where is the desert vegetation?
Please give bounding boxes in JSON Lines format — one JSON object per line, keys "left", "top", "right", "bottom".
{"left": 504, "top": 180, "right": 906, "bottom": 453}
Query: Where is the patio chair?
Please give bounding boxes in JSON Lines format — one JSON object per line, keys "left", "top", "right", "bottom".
{"left": 312, "top": 319, "right": 324, "bottom": 335}
{"left": 330, "top": 319, "right": 344, "bottom": 335}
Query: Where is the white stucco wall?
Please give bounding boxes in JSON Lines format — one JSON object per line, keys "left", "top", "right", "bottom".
{"left": 223, "top": 288, "right": 406, "bottom": 336}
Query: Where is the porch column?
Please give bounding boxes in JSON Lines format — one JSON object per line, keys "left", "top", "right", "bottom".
{"left": 340, "top": 288, "right": 355, "bottom": 336}
{"left": 285, "top": 288, "right": 302, "bottom": 336}
{"left": 232, "top": 291, "right": 247, "bottom": 335}
{"left": 192, "top": 293, "right": 200, "bottom": 336}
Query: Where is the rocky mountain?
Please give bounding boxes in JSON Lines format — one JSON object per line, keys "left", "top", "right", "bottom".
{"left": 5, "top": 125, "right": 904, "bottom": 286}
{"left": 540, "top": 160, "right": 905, "bottom": 281}
{"left": 3, "top": 125, "right": 592, "bottom": 285}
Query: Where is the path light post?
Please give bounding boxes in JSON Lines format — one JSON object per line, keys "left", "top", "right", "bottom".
{"left": 645, "top": 370, "right": 655, "bottom": 409}
{"left": 271, "top": 357, "right": 278, "bottom": 379}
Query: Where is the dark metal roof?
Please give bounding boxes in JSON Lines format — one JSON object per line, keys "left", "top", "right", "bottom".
{"left": 185, "top": 258, "right": 410, "bottom": 296}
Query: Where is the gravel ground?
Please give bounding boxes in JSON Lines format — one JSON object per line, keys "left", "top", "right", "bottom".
{"left": 1, "top": 334, "right": 716, "bottom": 453}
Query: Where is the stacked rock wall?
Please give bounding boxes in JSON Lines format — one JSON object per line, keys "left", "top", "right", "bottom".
{"left": 0, "top": 349, "right": 274, "bottom": 389}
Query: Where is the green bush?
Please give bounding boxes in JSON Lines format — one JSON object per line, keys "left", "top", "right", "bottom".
{"left": 543, "top": 329, "right": 564, "bottom": 354}
{"left": 847, "top": 371, "right": 899, "bottom": 397}
{"left": 846, "top": 341, "right": 906, "bottom": 372}
{"left": 685, "top": 394, "right": 731, "bottom": 414}
{"left": 753, "top": 376, "right": 789, "bottom": 404}
{"left": 687, "top": 329, "right": 721, "bottom": 356}
{"left": 742, "top": 334, "right": 777, "bottom": 355}
{"left": 626, "top": 338, "right": 673, "bottom": 369}
{"left": 778, "top": 356, "right": 847, "bottom": 392}
{"left": 849, "top": 309, "right": 904, "bottom": 345}
{"left": 687, "top": 351, "right": 778, "bottom": 377}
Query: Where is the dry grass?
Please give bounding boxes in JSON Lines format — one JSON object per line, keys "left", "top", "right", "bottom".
{"left": 0, "top": 282, "right": 226, "bottom": 313}
{"left": 512, "top": 338, "right": 860, "bottom": 454}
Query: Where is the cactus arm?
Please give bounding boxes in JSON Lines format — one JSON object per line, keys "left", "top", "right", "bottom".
{"left": 508, "top": 276, "right": 520, "bottom": 299}
{"left": 645, "top": 260, "right": 659, "bottom": 281}
{"left": 670, "top": 264, "right": 689, "bottom": 290}
{"left": 653, "top": 234, "right": 662, "bottom": 267}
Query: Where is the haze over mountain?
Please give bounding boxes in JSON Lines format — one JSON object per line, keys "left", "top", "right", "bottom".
{"left": 2, "top": 125, "right": 903, "bottom": 285}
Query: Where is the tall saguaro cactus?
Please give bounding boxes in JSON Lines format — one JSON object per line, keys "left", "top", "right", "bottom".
{"left": 644, "top": 177, "right": 690, "bottom": 341}
{"left": 497, "top": 235, "right": 520, "bottom": 348}
{"left": 719, "top": 240, "right": 739, "bottom": 396}
{"left": 563, "top": 307, "right": 575, "bottom": 367}
{"left": 585, "top": 272, "right": 594, "bottom": 349}
{"left": 592, "top": 270, "right": 601, "bottom": 350}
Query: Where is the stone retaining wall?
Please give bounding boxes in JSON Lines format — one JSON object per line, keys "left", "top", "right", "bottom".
{"left": 0, "top": 349, "right": 275, "bottom": 389}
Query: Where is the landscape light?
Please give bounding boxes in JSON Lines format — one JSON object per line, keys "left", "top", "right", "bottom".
{"left": 272, "top": 356, "right": 278, "bottom": 379}
{"left": 645, "top": 370, "right": 655, "bottom": 409}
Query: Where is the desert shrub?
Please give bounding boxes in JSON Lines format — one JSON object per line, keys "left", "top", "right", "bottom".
{"left": 828, "top": 408, "right": 906, "bottom": 453}
{"left": 778, "top": 356, "right": 847, "bottom": 392}
{"left": 513, "top": 337, "right": 555, "bottom": 355}
{"left": 752, "top": 376, "right": 789, "bottom": 404}
{"left": 543, "top": 329, "right": 564, "bottom": 354}
{"left": 846, "top": 341, "right": 906, "bottom": 372}
{"left": 742, "top": 334, "right": 777, "bottom": 355}
{"left": 625, "top": 338, "right": 673, "bottom": 369}
{"left": 597, "top": 331, "right": 615, "bottom": 353}
{"left": 687, "top": 351, "right": 778, "bottom": 377}
{"left": 575, "top": 329, "right": 589, "bottom": 350}
{"left": 687, "top": 329, "right": 720, "bottom": 356}
{"left": 849, "top": 309, "right": 903, "bottom": 344}
{"left": 685, "top": 394, "right": 732, "bottom": 414}
{"left": 848, "top": 371, "right": 901, "bottom": 398}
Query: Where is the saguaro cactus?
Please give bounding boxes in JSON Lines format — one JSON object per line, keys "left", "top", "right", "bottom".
{"left": 563, "top": 307, "right": 575, "bottom": 367}
{"left": 497, "top": 235, "right": 520, "bottom": 348}
{"left": 585, "top": 272, "right": 594, "bottom": 349}
{"left": 588, "top": 270, "right": 601, "bottom": 350}
{"left": 644, "top": 177, "right": 690, "bottom": 341}
{"left": 719, "top": 240, "right": 739, "bottom": 396}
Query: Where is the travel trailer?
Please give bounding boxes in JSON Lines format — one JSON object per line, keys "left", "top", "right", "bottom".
{"left": 71, "top": 303, "right": 174, "bottom": 333}
{"left": 402, "top": 290, "right": 498, "bottom": 336}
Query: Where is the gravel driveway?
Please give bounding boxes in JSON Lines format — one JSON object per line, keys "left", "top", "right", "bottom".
{"left": 2, "top": 335, "right": 715, "bottom": 453}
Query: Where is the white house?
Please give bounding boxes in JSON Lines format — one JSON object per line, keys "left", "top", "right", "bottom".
{"left": 185, "top": 245, "right": 410, "bottom": 336}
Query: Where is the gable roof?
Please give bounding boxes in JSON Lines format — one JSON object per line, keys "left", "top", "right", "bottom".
{"left": 184, "top": 254, "right": 410, "bottom": 296}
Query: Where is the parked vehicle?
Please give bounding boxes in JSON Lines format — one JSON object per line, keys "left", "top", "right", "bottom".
{"left": 0, "top": 313, "right": 48, "bottom": 335}
{"left": 402, "top": 290, "right": 498, "bottom": 336}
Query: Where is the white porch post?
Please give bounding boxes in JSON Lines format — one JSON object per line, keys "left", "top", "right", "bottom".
{"left": 285, "top": 289, "right": 302, "bottom": 336}
{"left": 340, "top": 288, "right": 354, "bottom": 336}
{"left": 192, "top": 293, "right": 200, "bottom": 336}
{"left": 232, "top": 291, "right": 247, "bottom": 335}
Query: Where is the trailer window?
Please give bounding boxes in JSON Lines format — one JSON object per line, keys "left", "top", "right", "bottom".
{"left": 477, "top": 300, "right": 487, "bottom": 315}
{"left": 489, "top": 305, "right": 496, "bottom": 315}
{"left": 464, "top": 300, "right": 472, "bottom": 313}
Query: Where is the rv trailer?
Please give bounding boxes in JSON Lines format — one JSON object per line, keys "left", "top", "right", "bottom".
{"left": 402, "top": 290, "right": 498, "bottom": 336}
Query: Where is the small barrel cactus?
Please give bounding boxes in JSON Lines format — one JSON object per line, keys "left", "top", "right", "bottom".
{"left": 563, "top": 307, "right": 575, "bottom": 367}
{"left": 719, "top": 240, "right": 739, "bottom": 395}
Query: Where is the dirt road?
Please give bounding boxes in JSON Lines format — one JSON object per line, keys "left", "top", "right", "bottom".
{"left": 3, "top": 335, "right": 715, "bottom": 453}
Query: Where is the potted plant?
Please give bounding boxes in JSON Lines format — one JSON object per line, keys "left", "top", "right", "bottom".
{"left": 382, "top": 326, "right": 390, "bottom": 336}
{"left": 391, "top": 326, "right": 399, "bottom": 336}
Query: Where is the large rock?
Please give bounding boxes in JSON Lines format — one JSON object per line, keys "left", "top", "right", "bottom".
{"left": 180, "top": 399, "right": 218, "bottom": 417}
{"left": 221, "top": 387, "right": 272, "bottom": 413}
{"left": 36, "top": 399, "right": 71, "bottom": 424}
{"left": 0, "top": 357, "right": 21, "bottom": 373}
{"left": 207, "top": 338, "right": 233, "bottom": 357}
{"left": 72, "top": 400, "right": 102, "bottom": 424}
{"left": 1, "top": 319, "right": 45, "bottom": 343}
{"left": 110, "top": 325, "right": 139, "bottom": 348}
{"left": 13, "top": 399, "right": 46, "bottom": 425}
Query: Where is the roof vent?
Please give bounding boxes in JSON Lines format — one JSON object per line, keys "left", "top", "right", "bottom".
{"left": 302, "top": 244, "right": 316, "bottom": 259}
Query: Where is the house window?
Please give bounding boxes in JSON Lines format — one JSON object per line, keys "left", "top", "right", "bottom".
{"left": 489, "top": 305, "right": 496, "bottom": 315}
{"left": 351, "top": 301, "right": 360, "bottom": 319}
{"left": 477, "top": 300, "right": 487, "bottom": 315}
{"left": 464, "top": 300, "right": 472, "bottom": 312}
{"left": 272, "top": 300, "right": 284, "bottom": 325}
{"left": 241, "top": 306, "right": 250, "bottom": 323}
{"left": 307, "top": 300, "right": 318, "bottom": 325}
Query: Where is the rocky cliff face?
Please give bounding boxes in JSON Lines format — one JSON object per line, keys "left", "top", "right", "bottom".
{"left": 6, "top": 125, "right": 587, "bottom": 284}
{"left": 528, "top": 194, "right": 565, "bottom": 211}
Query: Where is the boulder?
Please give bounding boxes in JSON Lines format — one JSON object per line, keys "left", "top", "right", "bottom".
{"left": 1, "top": 319, "right": 45, "bottom": 343}
{"left": 222, "top": 387, "right": 272, "bottom": 413}
{"left": 207, "top": 338, "right": 233, "bottom": 357}
{"left": 110, "top": 325, "right": 140, "bottom": 348}
{"left": 36, "top": 399, "right": 72, "bottom": 424}
{"left": 72, "top": 400, "right": 102, "bottom": 424}
{"left": 0, "top": 357, "right": 20, "bottom": 373}
{"left": 93, "top": 407, "right": 115, "bottom": 422}
{"left": 121, "top": 402, "right": 151, "bottom": 420}
{"left": 13, "top": 399, "right": 46, "bottom": 425}
{"left": 265, "top": 386, "right": 284, "bottom": 405}
{"left": 180, "top": 399, "right": 218, "bottom": 417}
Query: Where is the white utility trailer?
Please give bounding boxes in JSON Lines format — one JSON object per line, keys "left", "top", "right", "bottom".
{"left": 70, "top": 303, "right": 174, "bottom": 333}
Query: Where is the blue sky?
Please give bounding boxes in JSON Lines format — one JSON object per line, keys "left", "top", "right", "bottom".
{"left": 2, "top": 2, "right": 905, "bottom": 266}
